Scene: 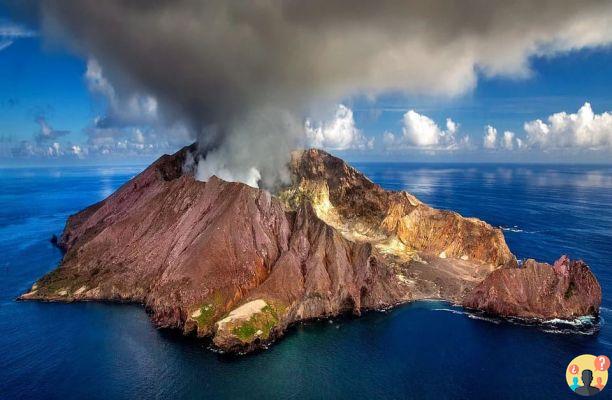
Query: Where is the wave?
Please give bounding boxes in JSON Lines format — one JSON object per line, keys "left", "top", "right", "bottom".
{"left": 499, "top": 225, "right": 539, "bottom": 234}
{"left": 500, "top": 225, "right": 524, "bottom": 233}
{"left": 542, "top": 316, "right": 596, "bottom": 326}
{"left": 433, "top": 308, "right": 501, "bottom": 324}
{"left": 432, "top": 308, "right": 466, "bottom": 315}
{"left": 509, "top": 315, "right": 601, "bottom": 335}
{"left": 540, "top": 326, "right": 599, "bottom": 335}
{"left": 467, "top": 314, "right": 501, "bottom": 324}
{"left": 433, "top": 307, "right": 599, "bottom": 333}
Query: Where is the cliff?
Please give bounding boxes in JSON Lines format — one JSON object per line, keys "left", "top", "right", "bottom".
{"left": 19, "top": 145, "right": 601, "bottom": 353}
{"left": 462, "top": 256, "right": 601, "bottom": 319}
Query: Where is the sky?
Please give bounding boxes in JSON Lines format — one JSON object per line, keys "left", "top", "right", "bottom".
{"left": 1, "top": 2, "right": 612, "bottom": 169}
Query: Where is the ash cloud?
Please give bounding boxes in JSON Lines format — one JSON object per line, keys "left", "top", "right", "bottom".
{"left": 32, "top": 0, "right": 612, "bottom": 186}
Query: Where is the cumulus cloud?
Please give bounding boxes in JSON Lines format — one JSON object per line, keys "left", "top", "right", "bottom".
{"left": 503, "top": 131, "right": 525, "bottom": 151}
{"left": 10, "top": 139, "right": 69, "bottom": 159}
{"left": 483, "top": 125, "right": 497, "bottom": 149}
{"left": 85, "top": 123, "right": 187, "bottom": 157}
{"left": 305, "top": 105, "right": 373, "bottom": 151}
{"left": 70, "top": 144, "right": 85, "bottom": 158}
{"left": 524, "top": 102, "right": 612, "bottom": 150}
{"left": 483, "top": 126, "right": 524, "bottom": 151}
{"left": 47, "top": 142, "right": 62, "bottom": 157}
{"left": 384, "top": 110, "right": 468, "bottom": 151}
{"left": 3, "top": 116, "right": 80, "bottom": 159}
{"left": 502, "top": 131, "right": 516, "bottom": 150}
{"left": 21, "top": 1, "right": 612, "bottom": 181}
{"left": 403, "top": 111, "right": 457, "bottom": 147}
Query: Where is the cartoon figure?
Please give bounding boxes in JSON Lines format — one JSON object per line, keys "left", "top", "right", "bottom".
{"left": 595, "top": 376, "right": 605, "bottom": 391}
{"left": 575, "top": 370, "right": 600, "bottom": 396}
{"left": 570, "top": 377, "right": 580, "bottom": 391}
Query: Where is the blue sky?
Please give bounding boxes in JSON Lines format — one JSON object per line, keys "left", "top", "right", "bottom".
{"left": 1, "top": 5, "right": 612, "bottom": 165}
{"left": 344, "top": 49, "right": 612, "bottom": 162}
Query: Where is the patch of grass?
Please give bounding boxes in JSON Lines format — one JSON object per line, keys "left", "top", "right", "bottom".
{"left": 192, "top": 291, "right": 225, "bottom": 330}
{"left": 233, "top": 322, "right": 258, "bottom": 341}
{"left": 194, "top": 304, "right": 216, "bottom": 326}
{"left": 231, "top": 304, "right": 280, "bottom": 342}
{"left": 36, "top": 269, "right": 88, "bottom": 295}
{"left": 268, "top": 300, "right": 287, "bottom": 316}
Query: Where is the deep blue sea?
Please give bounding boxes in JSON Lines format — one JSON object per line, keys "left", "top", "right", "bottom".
{"left": 1, "top": 163, "right": 611, "bottom": 399}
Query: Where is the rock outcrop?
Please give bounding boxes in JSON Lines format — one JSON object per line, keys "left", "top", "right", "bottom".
{"left": 462, "top": 256, "right": 601, "bottom": 319}
{"left": 20, "top": 145, "right": 602, "bottom": 353}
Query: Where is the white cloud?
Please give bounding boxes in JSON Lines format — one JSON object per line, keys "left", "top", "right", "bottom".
{"left": 445, "top": 118, "right": 458, "bottom": 136}
{"left": 47, "top": 142, "right": 62, "bottom": 157}
{"left": 402, "top": 111, "right": 443, "bottom": 147}
{"left": 85, "top": 59, "right": 114, "bottom": 99}
{"left": 85, "top": 58, "right": 159, "bottom": 127}
{"left": 0, "top": 20, "right": 36, "bottom": 52}
{"left": 85, "top": 123, "right": 183, "bottom": 156}
{"left": 81, "top": 59, "right": 190, "bottom": 157}
{"left": 35, "top": 116, "right": 70, "bottom": 142}
{"left": 70, "top": 145, "right": 85, "bottom": 158}
{"left": 383, "top": 110, "right": 470, "bottom": 152}
{"left": 0, "top": 22, "right": 36, "bottom": 38}
{"left": 133, "top": 128, "right": 145, "bottom": 144}
{"left": 305, "top": 104, "right": 373, "bottom": 151}
{"left": 382, "top": 131, "right": 397, "bottom": 147}
{"left": 483, "top": 125, "right": 497, "bottom": 149}
{"left": 383, "top": 111, "right": 468, "bottom": 152}
{"left": 524, "top": 102, "right": 612, "bottom": 150}
{"left": 483, "top": 126, "right": 524, "bottom": 151}
{"left": 502, "top": 131, "right": 516, "bottom": 150}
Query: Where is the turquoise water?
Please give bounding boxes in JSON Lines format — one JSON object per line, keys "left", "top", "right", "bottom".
{"left": 0, "top": 163, "right": 611, "bottom": 399}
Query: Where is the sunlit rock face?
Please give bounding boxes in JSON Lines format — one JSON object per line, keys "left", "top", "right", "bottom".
{"left": 20, "top": 145, "right": 601, "bottom": 353}
{"left": 281, "top": 149, "right": 516, "bottom": 268}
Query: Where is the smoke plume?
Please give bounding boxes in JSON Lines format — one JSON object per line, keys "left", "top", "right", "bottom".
{"left": 33, "top": 0, "right": 612, "bottom": 187}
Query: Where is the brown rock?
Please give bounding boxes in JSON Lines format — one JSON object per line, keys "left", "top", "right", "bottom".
{"left": 282, "top": 149, "right": 516, "bottom": 268}
{"left": 462, "top": 256, "right": 601, "bottom": 319}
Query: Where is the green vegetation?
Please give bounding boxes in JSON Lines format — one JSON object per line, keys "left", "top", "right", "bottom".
{"left": 194, "top": 304, "right": 216, "bottom": 326}
{"left": 35, "top": 269, "right": 87, "bottom": 295}
{"left": 192, "top": 291, "right": 225, "bottom": 330}
{"left": 231, "top": 304, "right": 280, "bottom": 342}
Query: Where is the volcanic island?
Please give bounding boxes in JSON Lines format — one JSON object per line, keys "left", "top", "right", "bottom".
{"left": 20, "top": 145, "right": 602, "bottom": 353}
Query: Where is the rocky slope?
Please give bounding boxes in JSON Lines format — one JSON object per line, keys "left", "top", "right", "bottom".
{"left": 463, "top": 255, "right": 601, "bottom": 319}
{"left": 20, "top": 145, "right": 601, "bottom": 353}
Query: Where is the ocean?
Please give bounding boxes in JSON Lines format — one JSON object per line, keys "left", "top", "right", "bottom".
{"left": 0, "top": 163, "right": 610, "bottom": 399}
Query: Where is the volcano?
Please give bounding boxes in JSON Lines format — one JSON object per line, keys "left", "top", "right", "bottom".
{"left": 20, "top": 145, "right": 602, "bottom": 353}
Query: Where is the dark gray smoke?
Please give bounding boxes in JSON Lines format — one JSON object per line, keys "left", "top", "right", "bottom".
{"left": 34, "top": 0, "right": 612, "bottom": 187}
